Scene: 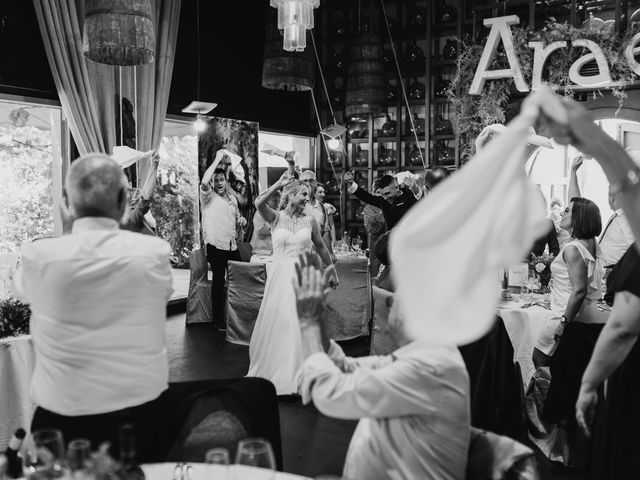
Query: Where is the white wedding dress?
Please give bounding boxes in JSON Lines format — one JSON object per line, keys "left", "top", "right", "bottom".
{"left": 247, "top": 212, "right": 314, "bottom": 395}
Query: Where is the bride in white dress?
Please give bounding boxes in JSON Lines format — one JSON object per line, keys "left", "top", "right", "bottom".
{"left": 248, "top": 172, "right": 337, "bottom": 394}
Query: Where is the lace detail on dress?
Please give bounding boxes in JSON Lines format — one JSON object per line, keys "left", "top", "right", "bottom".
{"left": 271, "top": 213, "right": 314, "bottom": 260}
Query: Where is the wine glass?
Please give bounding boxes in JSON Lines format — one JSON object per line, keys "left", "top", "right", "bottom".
{"left": 23, "top": 429, "right": 66, "bottom": 480}
{"left": 66, "top": 439, "right": 91, "bottom": 473}
{"left": 235, "top": 438, "right": 275, "bottom": 476}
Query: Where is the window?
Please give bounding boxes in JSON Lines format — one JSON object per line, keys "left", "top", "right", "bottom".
{"left": 526, "top": 118, "right": 637, "bottom": 223}
{"left": 0, "top": 99, "right": 64, "bottom": 257}
{"left": 153, "top": 119, "right": 199, "bottom": 268}
{"left": 258, "top": 131, "right": 316, "bottom": 191}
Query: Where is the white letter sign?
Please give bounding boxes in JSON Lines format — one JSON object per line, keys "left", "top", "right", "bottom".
{"left": 469, "top": 15, "right": 529, "bottom": 95}
{"left": 625, "top": 32, "right": 640, "bottom": 76}
{"left": 568, "top": 39, "right": 612, "bottom": 87}
{"left": 528, "top": 41, "right": 566, "bottom": 90}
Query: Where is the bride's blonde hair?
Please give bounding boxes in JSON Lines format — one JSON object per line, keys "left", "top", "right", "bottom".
{"left": 279, "top": 180, "right": 310, "bottom": 210}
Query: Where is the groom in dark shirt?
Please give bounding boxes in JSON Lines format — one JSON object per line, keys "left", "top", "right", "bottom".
{"left": 344, "top": 172, "right": 420, "bottom": 229}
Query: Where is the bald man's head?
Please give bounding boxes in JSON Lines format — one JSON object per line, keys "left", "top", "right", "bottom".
{"left": 65, "top": 153, "right": 128, "bottom": 221}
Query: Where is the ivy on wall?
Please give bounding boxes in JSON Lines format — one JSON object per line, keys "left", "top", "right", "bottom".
{"left": 448, "top": 21, "right": 640, "bottom": 162}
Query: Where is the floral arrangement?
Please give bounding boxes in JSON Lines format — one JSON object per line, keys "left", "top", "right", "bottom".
{"left": 0, "top": 296, "right": 30, "bottom": 340}
{"left": 530, "top": 252, "right": 555, "bottom": 289}
{"left": 448, "top": 20, "right": 640, "bottom": 162}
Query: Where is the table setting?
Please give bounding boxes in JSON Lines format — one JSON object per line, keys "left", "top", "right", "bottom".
{"left": 9, "top": 429, "right": 310, "bottom": 480}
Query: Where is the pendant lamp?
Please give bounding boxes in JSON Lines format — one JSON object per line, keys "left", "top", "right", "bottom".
{"left": 270, "top": 0, "right": 320, "bottom": 52}
{"left": 262, "top": 11, "right": 316, "bottom": 91}
{"left": 83, "top": 0, "right": 155, "bottom": 66}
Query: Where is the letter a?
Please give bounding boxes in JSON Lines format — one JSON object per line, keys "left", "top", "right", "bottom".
{"left": 568, "top": 40, "right": 611, "bottom": 87}
{"left": 469, "top": 15, "right": 529, "bottom": 95}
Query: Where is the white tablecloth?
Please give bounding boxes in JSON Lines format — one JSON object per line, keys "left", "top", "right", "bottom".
{"left": 143, "top": 462, "right": 310, "bottom": 480}
{"left": 497, "top": 300, "right": 555, "bottom": 386}
{"left": 0, "top": 335, "right": 36, "bottom": 450}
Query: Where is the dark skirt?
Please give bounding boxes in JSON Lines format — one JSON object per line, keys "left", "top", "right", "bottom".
{"left": 587, "top": 338, "right": 640, "bottom": 479}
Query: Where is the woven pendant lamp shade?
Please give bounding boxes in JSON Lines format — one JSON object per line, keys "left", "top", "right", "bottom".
{"left": 262, "top": 13, "right": 315, "bottom": 91}
{"left": 345, "top": 32, "right": 386, "bottom": 120}
{"left": 83, "top": 0, "right": 156, "bottom": 66}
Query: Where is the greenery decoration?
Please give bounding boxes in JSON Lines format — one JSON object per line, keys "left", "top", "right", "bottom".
{"left": 448, "top": 21, "right": 640, "bottom": 162}
{"left": 0, "top": 297, "right": 30, "bottom": 340}
{"left": 152, "top": 135, "right": 199, "bottom": 269}
{"left": 0, "top": 124, "right": 55, "bottom": 253}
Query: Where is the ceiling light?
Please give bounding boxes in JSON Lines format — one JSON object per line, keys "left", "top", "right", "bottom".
{"left": 182, "top": 101, "right": 217, "bottom": 133}
{"left": 270, "top": 0, "right": 320, "bottom": 52}
{"left": 327, "top": 138, "right": 341, "bottom": 150}
{"left": 193, "top": 115, "right": 207, "bottom": 132}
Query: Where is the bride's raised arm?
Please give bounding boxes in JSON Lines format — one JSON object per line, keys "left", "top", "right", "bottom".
{"left": 254, "top": 171, "right": 292, "bottom": 224}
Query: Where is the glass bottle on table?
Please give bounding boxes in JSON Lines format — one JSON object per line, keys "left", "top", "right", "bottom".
{"left": 117, "top": 425, "right": 145, "bottom": 480}
{"left": 4, "top": 428, "right": 25, "bottom": 479}
{"left": 342, "top": 231, "right": 351, "bottom": 252}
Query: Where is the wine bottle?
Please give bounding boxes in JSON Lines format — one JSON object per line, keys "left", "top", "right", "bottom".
{"left": 4, "top": 428, "right": 25, "bottom": 479}
{"left": 117, "top": 425, "right": 145, "bottom": 480}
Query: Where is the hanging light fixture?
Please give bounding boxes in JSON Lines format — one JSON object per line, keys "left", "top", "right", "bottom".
{"left": 262, "top": 10, "right": 315, "bottom": 91}
{"left": 182, "top": 0, "right": 216, "bottom": 133}
{"left": 270, "top": 0, "right": 320, "bottom": 52}
{"left": 83, "top": 0, "right": 155, "bottom": 66}
{"left": 182, "top": 102, "right": 217, "bottom": 133}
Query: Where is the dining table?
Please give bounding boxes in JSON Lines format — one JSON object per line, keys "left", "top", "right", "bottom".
{"left": 143, "top": 462, "right": 311, "bottom": 480}
{"left": 497, "top": 295, "right": 556, "bottom": 387}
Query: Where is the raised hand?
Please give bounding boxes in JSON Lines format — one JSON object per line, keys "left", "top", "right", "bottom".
{"left": 343, "top": 171, "right": 354, "bottom": 185}
{"left": 293, "top": 251, "right": 326, "bottom": 328}
{"left": 278, "top": 171, "right": 294, "bottom": 187}
{"left": 571, "top": 155, "right": 584, "bottom": 172}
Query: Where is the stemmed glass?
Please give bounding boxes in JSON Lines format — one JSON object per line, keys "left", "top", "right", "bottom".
{"left": 235, "top": 438, "right": 275, "bottom": 479}
{"left": 22, "top": 429, "right": 66, "bottom": 480}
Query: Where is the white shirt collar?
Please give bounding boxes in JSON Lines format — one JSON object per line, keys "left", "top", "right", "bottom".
{"left": 72, "top": 217, "right": 120, "bottom": 233}
{"left": 615, "top": 208, "right": 625, "bottom": 217}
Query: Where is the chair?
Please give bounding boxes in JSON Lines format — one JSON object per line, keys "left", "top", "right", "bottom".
{"left": 163, "top": 378, "right": 282, "bottom": 469}
{"left": 369, "top": 286, "right": 394, "bottom": 356}
{"left": 225, "top": 261, "right": 267, "bottom": 345}
{"left": 185, "top": 249, "right": 213, "bottom": 324}
{"left": 459, "top": 317, "right": 524, "bottom": 438}
{"left": 466, "top": 427, "right": 538, "bottom": 480}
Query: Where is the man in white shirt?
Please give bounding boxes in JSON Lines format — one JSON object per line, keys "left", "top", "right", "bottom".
{"left": 569, "top": 156, "right": 635, "bottom": 266}
{"left": 294, "top": 253, "right": 470, "bottom": 480}
{"left": 200, "top": 149, "right": 247, "bottom": 330}
{"left": 13, "top": 153, "right": 173, "bottom": 461}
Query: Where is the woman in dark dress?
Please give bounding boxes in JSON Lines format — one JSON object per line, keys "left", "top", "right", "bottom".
{"left": 575, "top": 245, "right": 640, "bottom": 479}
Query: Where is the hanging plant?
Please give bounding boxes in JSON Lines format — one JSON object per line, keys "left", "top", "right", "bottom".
{"left": 448, "top": 20, "right": 640, "bottom": 162}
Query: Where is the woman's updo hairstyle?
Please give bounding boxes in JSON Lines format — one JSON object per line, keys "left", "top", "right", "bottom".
{"left": 279, "top": 179, "right": 310, "bottom": 210}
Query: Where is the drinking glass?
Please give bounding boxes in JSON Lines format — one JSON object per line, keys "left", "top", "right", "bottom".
{"left": 351, "top": 237, "right": 362, "bottom": 255}
{"left": 23, "top": 429, "right": 66, "bottom": 480}
{"left": 235, "top": 438, "right": 276, "bottom": 471}
{"left": 205, "top": 447, "right": 230, "bottom": 465}
{"left": 520, "top": 280, "right": 530, "bottom": 301}
{"left": 66, "top": 439, "right": 91, "bottom": 472}
{"left": 528, "top": 275, "right": 538, "bottom": 298}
